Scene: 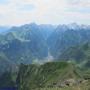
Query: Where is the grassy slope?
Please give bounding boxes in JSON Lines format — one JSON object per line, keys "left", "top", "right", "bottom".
{"left": 59, "top": 43, "right": 90, "bottom": 66}
{"left": 17, "top": 62, "right": 83, "bottom": 90}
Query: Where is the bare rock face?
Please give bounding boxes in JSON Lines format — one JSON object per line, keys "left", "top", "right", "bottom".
{"left": 46, "top": 78, "right": 88, "bottom": 88}
{"left": 63, "top": 79, "right": 76, "bottom": 86}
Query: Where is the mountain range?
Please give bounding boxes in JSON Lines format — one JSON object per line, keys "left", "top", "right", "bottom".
{"left": 0, "top": 23, "right": 90, "bottom": 89}
{"left": 0, "top": 23, "right": 90, "bottom": 64}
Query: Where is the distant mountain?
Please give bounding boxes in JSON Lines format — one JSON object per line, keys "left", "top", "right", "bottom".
{"left": 0, "top": 26, "right": 10, "bottom": 33}
{"left": 39, "top": 24, "right": 56, "bottom": 40}
{"left": 59, "top": 43, "right": 90, "bottom": 68}
{"left": 47, "top": 25, "right": 90, "bottom": 58}
{"left": 0, "top": 52, "right": 17, "bottom": 75}
{"left": 0, "top": 24, "right": 49, "bottom": 64}
{"left": 0, "top": 23, "right": 90, "bottom": 65}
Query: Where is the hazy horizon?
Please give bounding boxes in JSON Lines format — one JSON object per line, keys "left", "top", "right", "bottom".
{"left": 0, "top": 0, "right": 90, "bottom": 26}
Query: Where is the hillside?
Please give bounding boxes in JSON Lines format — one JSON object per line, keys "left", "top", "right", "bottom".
{"left": 59, "top": 43, "right": 90, "bottom": 67}
{"left": 17, "top": 62, "right": 84, "bottom": 90}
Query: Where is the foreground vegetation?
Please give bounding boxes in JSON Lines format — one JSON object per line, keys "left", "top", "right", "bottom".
{"left": 17, "top": 61, "right": 90, "bottom": 90}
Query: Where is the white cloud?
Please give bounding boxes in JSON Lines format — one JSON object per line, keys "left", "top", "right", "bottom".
{"left": 0, "top": 0, "right": 89, "bottom": 26}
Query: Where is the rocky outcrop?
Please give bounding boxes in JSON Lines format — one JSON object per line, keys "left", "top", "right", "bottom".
{"left": 47, "top": 78, "right": 88, "bottom": 88}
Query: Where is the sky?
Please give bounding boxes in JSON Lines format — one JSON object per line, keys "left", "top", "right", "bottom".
{"left": 0, "top": 0, "right": 90, "bottom": 26}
